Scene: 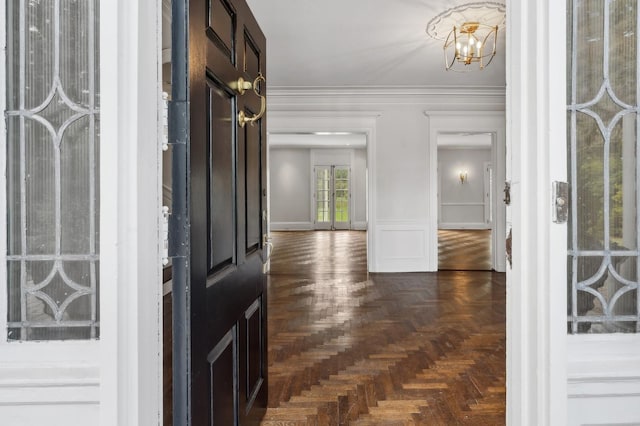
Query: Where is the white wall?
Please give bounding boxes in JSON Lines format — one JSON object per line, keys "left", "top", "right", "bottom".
{"left": 438, "top": 147, "right": 491, "bottom": 229}
{"left": 269, "top": 147, "right": 367, "bottom": 230}
{"left": 266, "top": 88, "right": 506, "bottom": 272}
{"left": 270, "top": 148, "right": 311, "bottom": 229}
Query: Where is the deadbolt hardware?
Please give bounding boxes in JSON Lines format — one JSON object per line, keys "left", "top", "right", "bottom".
{"left": 552, "top": 181, "right": 569, "bottom": 224}
{"left": 503, "top": 181, "right": 511, "bottom": 205}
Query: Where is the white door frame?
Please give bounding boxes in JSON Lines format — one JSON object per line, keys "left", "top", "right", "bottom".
{"left": 100, "top": 0, "right": 163, "bottom": 424}
{"left": 426, "top": 112, "right": 506, "bottom": 273}
{"left": 505, "top": 0, "right": 567, "bottom": 423}
{"left": 267, "top": 111, "right": 379, "bottom": 270}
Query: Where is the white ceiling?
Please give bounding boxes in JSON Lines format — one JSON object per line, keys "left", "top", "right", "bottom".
{"left": 245, "top": 0, "right": 506, "bottom": 89}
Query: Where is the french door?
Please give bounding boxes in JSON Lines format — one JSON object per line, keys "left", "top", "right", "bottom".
{"left": 170, "top": 0, "right": 268, "bottom": 424}
{"left": 314, "top": 165, "right": 350, "bottom": 230}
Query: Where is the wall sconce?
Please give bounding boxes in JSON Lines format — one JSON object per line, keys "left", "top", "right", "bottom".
{"left": 459, "top": 170, "right": 468, "bottom": 184}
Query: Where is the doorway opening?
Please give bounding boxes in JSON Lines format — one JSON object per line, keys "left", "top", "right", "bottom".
{"left": 437, "top": 133, "right": 494, "bottom": 271}
{"left": 268, "top": 133, "right": 368, "bottom": 234}
{"left": 427, "top": 113, "right": 506, "bottom": 273}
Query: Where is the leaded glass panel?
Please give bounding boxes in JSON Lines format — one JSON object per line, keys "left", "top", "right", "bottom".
{"left": 567, "top": 0, "right": 640, "bottom": 333}
{"left": 5, "top": 0, "right": 100, "bottom": 340}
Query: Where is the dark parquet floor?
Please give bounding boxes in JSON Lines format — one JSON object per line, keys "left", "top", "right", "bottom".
{"left": 438, "top": 230, "right": 493, "bottom": 271}
{"left": 262, "top": 231, "right": 506, "bottom": 425}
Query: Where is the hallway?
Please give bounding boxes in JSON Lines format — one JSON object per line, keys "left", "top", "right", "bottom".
{"left": 262, "top": 231, "right": 505, "bottom": 425}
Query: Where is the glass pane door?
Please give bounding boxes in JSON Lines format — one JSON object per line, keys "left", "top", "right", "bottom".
{"left": 333, "top": 166, "right": 350, "bottom": 230}
{"left": 314, "top": 165, "right": 350, "bottom": 230}
{"left": 567, "top": 0, "right": 640, "bottom": 333}
{"left": 315, "top": 166, "right": 331, "bottom": 229}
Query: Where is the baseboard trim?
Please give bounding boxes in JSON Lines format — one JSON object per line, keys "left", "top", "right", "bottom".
{"left": 438, "top": 223, "right": 491, "bottom": 230}
{"left": 270, "top": 222, "right": 314, "bottom": 231}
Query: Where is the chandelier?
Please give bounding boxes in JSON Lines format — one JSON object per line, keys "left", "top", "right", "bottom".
{"left": 427, "top": 2, "right": 505, "bottom": 72}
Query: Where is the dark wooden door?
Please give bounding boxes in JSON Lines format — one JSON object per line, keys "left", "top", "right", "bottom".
{"left": 171, "top": 0, "right": 267, "bottom": 424}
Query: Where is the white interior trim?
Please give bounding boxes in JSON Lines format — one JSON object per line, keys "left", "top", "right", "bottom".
{"left": 270, "top": 222, "right": 314, "bottom": 231}
{"left": 506, "top": 0, "right": 568, "bottom": 423}
{"left": 100, "top": 0, "right": 162, "bottom": 424}
{"left": 568, "top": 334, "right": 640, "bottom": 394}
{"left": 426, "top": 111, "right": 506, "bottom": 273}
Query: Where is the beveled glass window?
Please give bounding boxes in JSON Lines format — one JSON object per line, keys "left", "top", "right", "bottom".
{"left": 5, "top": 0, "right": 100, "bottom": 340}
{"left": 567, "top": 0, "right": 640, "bottom": 333}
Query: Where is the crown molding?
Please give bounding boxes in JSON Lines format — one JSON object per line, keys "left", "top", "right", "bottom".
{"left": 267, "top": 85, "right": 506, "bottom": 97}
{"left": 266, "top": 85, "right": 506, "bottom": 111}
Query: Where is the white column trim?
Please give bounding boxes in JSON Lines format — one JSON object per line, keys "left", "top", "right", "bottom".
{"left": 100, "top": 0, "right": 162, "bottom": 424}
{"left": 506, "top": 0, "right": 567, "bottom": 424}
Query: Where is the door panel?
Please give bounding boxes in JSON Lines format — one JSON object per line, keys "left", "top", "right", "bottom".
{"left": 172, "top": 0, "right": 267, "bottom": 423}
{"left": 208, "top": 328, "right": 238, "bottom": 425}
{"left": 245, "top": 119, "right": 262, "bottom": 253}
{"left": 207, "top": 80, "right": 236, "bottom": 272}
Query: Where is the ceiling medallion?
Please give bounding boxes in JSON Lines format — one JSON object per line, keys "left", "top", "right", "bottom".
{"left": 426, "top": 2, "right": 506, "bottom": 72}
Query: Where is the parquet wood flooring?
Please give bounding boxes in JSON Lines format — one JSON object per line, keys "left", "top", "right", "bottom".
{"left": 438, "top": 230, "right": 493, "bottom": 271}
{"left": 262, "top": 231, "right": 506, "bottom": 425}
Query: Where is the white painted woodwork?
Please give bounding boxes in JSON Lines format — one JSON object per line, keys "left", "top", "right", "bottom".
{"left": 100, "top": 0, "right": 163, "bottom": 424}
{"left": 427, "top": 112, "right": 506, "bottom": 272}
{"left": 506, "top": 0, "right": 568, "bottom": 423}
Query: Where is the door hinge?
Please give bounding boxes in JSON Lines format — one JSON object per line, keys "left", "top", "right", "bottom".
{"left": 161, "top": 206, "right": 170, "bottom": 266}
{"left": 161, "top": 92, "right": 169, "bottom": 151}
{"left": 552, "top": 181, "right": 569, "bottom": 224}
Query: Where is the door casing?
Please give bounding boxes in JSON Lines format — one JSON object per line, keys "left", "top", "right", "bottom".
{"left": 505, "top": 0, "right": 568, "bottom": 423}
{"left": 28, "top": 0, "right": 577, "bottom": 423}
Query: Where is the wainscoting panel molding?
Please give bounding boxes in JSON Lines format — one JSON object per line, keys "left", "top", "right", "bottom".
{"left": 375, "top": 223, "right": 429, "bottom": 272}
